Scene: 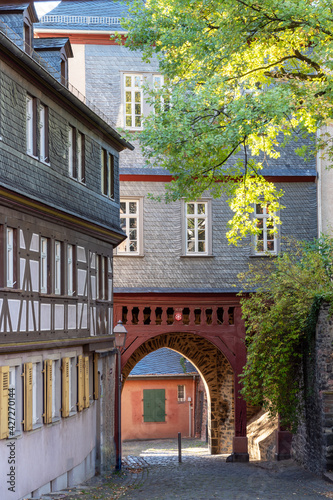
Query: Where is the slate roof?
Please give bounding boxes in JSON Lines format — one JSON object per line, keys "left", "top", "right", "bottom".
{"left": 33, "top": 37, "right": 71, "bottom": 50}
{"left": 130, "top": 348, "right": 198, "bottom": 376}
{"left": 0, "top": 3, "right": 30, "bottom": 12}
{"left": 36, "top": 0, "right": 129, "bottom": 31}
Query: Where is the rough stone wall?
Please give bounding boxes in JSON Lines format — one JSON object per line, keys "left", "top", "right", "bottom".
{"left": 123, "top": 333, "right": 234, "bottom": 454}
{"left": 114, "top": 181, "right": 317, "bottom": 290}
{"left": 292, "top": 304, "right": 333, "bottom": 473}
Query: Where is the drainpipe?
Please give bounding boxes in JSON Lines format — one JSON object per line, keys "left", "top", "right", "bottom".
{"left": 188, "top": 397, "right": 192, "bottom": 437}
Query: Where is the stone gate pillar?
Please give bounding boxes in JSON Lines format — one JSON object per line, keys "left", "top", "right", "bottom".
{"left": 229, "top": 345, "right": 249, "bottom": 462}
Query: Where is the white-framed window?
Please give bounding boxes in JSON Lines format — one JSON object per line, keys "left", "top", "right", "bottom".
{"left": 26, "top": 95, "right": 37, "bottom": 156}
{"left": 54, "top": 241, "right": 62, "bottom": 295}
{"left": 69, "top": 357, "right": 77, "bottom": 414}
{"left": 40, "top": 237, "right": 48, "bottom": 294}
{"left": 153, "top": 74, "right": 170, "bottom": 113}
{"left": 8, "top": 365, "right": 21, "bottom": 437}
{"left": 118, "top": 199, "right": 143, "bottom": 255}
{"left": 185, "top": 201, "right": 209, "bottom": 255}
{"left": 77, "top": 132, "right": 85, "bottom": 183}
{"left": 32, "top": 362, "right": 42, "bottom": 427}
{"left": 254, "top": 204, "right": 277, "bottom": 255}
{"left": 67, "top": 244, "right": 74, "bottom": 296}
{"left": 6, "top": 227, "right": 14, "bottom": 288}
{"left": 68, "top": 127, "right": 85, "bottom": 183}
{"left": 101, "top": 149, "right": 114, "bottom": 199}
{"left": 68, "top": 126, "right": 74, "bottom": 177}
{"left": 39, "top": 104, "right": 49, "bottom": 163}
{"left": 51, "top": 359, "right": 60, "bottom": 420}
{"left": 124, "top": 74, "right": 143, "bottom": 129}
{"left": 177, "top": 384, "right": 185, "bottom": 402}
{"left": 96, "top": 255, "right": 108, "bottom": 300}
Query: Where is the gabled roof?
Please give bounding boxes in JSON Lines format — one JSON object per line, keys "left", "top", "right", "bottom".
{"left": 130, "top": 348, "right": 198, "bottom": 376}
{"left": 0, "top": 2, "right": 38, "bottom": 23}
{"left": 33, "top": 37, "right": 73, "bottom": 57}
{"left": 36, "top": 0, "right": 129, "bottom": 32}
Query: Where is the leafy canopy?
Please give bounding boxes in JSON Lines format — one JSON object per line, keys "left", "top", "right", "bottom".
{"left": 239, "top": 237, "right": 333, "bottom": 430}
{"left": 123, "top": 0, "right": 333, "bottom": 243}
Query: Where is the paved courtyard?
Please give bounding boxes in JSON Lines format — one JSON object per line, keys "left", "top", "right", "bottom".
{"left": 42, "top": 439, "right": 333, "bottom": 500}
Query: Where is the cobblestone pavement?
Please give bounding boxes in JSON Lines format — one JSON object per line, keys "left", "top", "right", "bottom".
{"left": 42, "top": 439, "right": 333, "bottom": 500}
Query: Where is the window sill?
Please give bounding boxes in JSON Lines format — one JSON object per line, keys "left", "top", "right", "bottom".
{"left": 28, "top": 423, "right": 43, "bottom": 434}
{"left": 39, "top": 159, "right": 50, "bottom": 166}
{"left": 1, "top": 287, "right": 23, "bottom": 293}
{"left": 27, "top": 153, "right": 39, "bottom": 160}
{"left": 7, "top": 432, "right": 22, "bottom": 440}
{"left": 180, "top": 254, "right": 214, "bottom": 258}
{"left": 47, "top": 417, "right": 61, "bottom": 426}
{"left": 249, "top": 253, "right": 277, "bottom": 258}
{"left": 115, "top": 253, "right": 144, "bottom": 258}
{"left": 69, "top": 176, "right": 86, "bottom": 186}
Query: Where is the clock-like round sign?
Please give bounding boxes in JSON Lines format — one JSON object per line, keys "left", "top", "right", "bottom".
{"left": 175, "top": 312, "right": 182, "bottom": 321}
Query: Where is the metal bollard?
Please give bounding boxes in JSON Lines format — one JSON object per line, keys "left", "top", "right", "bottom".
{"left": 178, "top": 432, "right": 182, "bottom": 463}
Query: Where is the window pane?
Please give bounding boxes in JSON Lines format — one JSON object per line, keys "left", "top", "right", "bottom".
{"left": 129, "top": 241, "right": 137, "bottom": 252}
{"left": 257, "top": 240, "right": 264, "bottom": 251}
{"left": 187, "top": 203, "right": 194, "bottom": 215}
{"left": 126, "top": 103, "right": 131, "bottom": 114}
{"left": 129, "top": 229, "right": 137, "bottom": 240}
{"left": 125, "top": 91, "right": 131, "bottom": 102}
{"left": 129, "top": 218, "right": 137, "bottom": 229}
{"left": 198, "top": 230, "right": 205, "bottom": 241}
{"left": 256, "top": 204, "right": 264, "bottom": 214}
{"left": 135, "top": 91, "right": 141, "bottom": 103}
{"left": 125, "top": 76, "right": 131, "bottom": 87}
{"left": 198, "top": 241, "right": 206, "bottom": 252}
{"left": 256, "top": 219, "right": 263, "bottom": 229}
{"left": 129, "top": 202, "right": 137, "bottom": 214}
{"left": 126, "top": 116, "right": 132, "bottom": 127}
{"left": 197, "top": 203, "right": 206, "bottom": 214}
{"left": 197, "top": 219, "right": 206, "bottom": 229}
{"left": 267, "top": 241, "right": 275, "bottom": 251}
{"left": 135, "top": 116, "right": 142, "bottom": 127}
{"left": 135, "top": 104, "right": 141, "bottom": 115}
{"left": 120, "top": 202, "right": 126, "bottom": 214}
{"left": 134, "top": 76, "right": 141, "bottom": 87}
{"left": 187, "top": 218, "right": 195, "bottom": 229}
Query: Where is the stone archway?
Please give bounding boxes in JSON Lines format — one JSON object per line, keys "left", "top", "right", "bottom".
{"left": 122, "top": 332, "right": 234, "bottom": 454}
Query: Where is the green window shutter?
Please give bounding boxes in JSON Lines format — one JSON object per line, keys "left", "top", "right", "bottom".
{"left": 143, "top": 389, "right": 165, "bottom": 422}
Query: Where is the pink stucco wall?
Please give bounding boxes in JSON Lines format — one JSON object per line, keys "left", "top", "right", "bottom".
{"left": 122, "top": 377, "right": 197, "bottom": 441}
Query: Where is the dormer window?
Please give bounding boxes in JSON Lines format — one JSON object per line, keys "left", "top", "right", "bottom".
{"left": 61, "top": 56, "right": 68, "bottom": 86}
{"left": 24, "top": 21, "right": 32, "bottom": 55}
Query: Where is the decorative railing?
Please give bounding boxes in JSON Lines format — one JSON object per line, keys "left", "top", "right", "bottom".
{"left": 40, "top": 15, "right": 122, "bottom": 26}
{"left": 120, "top": 305, "right": 235, "bottom": 327}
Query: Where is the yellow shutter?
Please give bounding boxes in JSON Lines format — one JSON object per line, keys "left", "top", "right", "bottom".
{"left": 61, "top": 357, "right": 70, "bottom": 417}
{"left": 84, "top": 356, "right": 89, "bottom": 409}
{"left": 0, "top": 366, "right": 9, "bottom": 439}
{"left": 23, "top": 362, "right": 33, "bottom": 431}
{"left": 93, "top": 353, "right": 99, "bottom": 400}
{"left": 43, "top": 360, "right": 52, "bottom": 424}
{"left": 77, "top": 355, "right": 84, "bottom": 412}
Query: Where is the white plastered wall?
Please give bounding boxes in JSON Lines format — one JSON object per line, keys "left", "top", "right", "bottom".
{"left": 317, "top": 124, "right": 333, "bottom": 236}
{"left": 68, "top": 44, "right": 86, "bottom": 96}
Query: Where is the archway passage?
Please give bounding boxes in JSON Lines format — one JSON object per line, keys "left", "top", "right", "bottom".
{"left": 122, "top": 333, "right": 235, "bottom": 454}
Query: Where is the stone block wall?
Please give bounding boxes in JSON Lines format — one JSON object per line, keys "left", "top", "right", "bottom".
{"left": 292, "top": 303, "right": 333, "bottom": 473}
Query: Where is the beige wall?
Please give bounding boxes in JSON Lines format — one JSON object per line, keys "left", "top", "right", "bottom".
{"left": 318, "top": 125, "right": 333, "bottom": 236}
{"left": 68, "top": 44, "right": 86, "bottom": 96}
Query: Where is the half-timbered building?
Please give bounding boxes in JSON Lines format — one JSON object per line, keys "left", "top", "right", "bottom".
{"left": 0, "top": 2, "right": 132, "bottom": 498}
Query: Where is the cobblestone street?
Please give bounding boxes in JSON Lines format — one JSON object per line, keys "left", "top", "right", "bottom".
{"left": 40, "top": 439, "right": 333, "bottom": 500}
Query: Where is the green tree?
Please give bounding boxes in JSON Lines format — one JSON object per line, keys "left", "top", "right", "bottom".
{"left": 238, "top": 237, "right": 333, "bottom": 429}
{"left": 123, "top": 0, "right": 333, "bottom": 243}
